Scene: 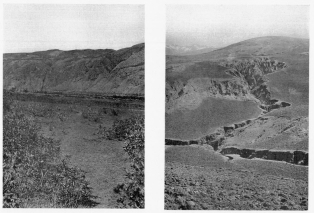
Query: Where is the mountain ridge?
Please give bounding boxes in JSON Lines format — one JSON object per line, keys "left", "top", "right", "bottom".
{"left": 189, "top": 36, "right": 309, "bottom": 61}
{"left": 3, "top": 43, "right": 145, "bottom": 95}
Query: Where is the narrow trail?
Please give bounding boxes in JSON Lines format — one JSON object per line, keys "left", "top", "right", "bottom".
{"left": 42, "top": 112, "right": 128, "bottom": 208}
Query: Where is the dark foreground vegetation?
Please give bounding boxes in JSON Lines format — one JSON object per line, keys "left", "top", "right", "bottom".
{"left": 3, "top": 92, "right": 97, "bottom": 208}
{"left": 105, "top": 116, "right": 145, "bottom": 208}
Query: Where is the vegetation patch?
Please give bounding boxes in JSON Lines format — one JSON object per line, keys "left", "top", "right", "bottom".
{"left": 3, "top": 93, "right": 97, "bottom": 208}
{"left": 104, "top": 116, "right": 144, "bottom": 208}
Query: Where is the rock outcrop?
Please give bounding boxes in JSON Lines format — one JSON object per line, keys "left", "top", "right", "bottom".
{"left": 220, "top": 58, "right": 286, "bottom": 104}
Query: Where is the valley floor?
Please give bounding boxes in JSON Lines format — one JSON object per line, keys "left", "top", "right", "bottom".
{"left": 17, "top": 100, "right": 142, "bottom": 208}
{"left": 40, "top": 112, "right": 127, "bottom": 207}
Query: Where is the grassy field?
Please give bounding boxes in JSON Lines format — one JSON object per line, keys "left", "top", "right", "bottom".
{"left": 166, "top": 97, "right": 261, "bottom": 140}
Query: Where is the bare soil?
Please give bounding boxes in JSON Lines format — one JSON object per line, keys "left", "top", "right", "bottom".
{"left": 165, "top": 145, "right": 308, "bottom": 210}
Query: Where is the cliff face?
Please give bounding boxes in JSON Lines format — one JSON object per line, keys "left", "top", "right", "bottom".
{"left": 166, "top": 78, "right": 252, "bottom": 112}
{"left": 166, "top": 57, "right": 287, "bottom": 113}
{"left": 3, "top": 43, "right": 144, "bottom": 95}
{"left": 221, "top": 58, "right": 286, "bottom": 104}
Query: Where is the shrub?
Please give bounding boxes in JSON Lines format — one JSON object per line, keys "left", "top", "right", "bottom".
{"left": 105, "top": 116, "right": 141, "bottom": 141}
{"left": 106, "top": 116, "right": 144, "bottom": 208}
{"left": 3, "top": 94, "right": 97, "bottom": 208}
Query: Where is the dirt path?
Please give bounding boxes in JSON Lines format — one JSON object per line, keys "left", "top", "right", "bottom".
{"left": 41, "top": 112, "right": 129, "bottom": 208}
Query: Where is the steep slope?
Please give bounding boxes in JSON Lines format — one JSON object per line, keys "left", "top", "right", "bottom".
{"left": 3, "top": 43, "right": 144, "bottom": 95}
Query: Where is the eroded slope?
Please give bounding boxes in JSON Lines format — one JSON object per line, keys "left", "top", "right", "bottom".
{"left": 165, "top": 36, "right": 308, "bottom": 162}
{"left": 166, "top": 57, "right": 287, "bottom": 113}
{"left": 3, "top": 43, "right": 144, "bottom": 95}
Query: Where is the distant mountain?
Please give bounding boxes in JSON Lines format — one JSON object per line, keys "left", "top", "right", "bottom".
{"left": 166, "top": 44, "right": 216, "bottom": 56}
{"left": 188, "top": 36, "right": 309, "bottom": 61}
{"left": 3, "top": 43, "right": 144, "bottom": 95}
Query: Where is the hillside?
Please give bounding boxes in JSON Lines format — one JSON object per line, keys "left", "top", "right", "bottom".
{"left": 166, "top": 36, "right": 308, "bottom": 115}
{"left": 166, "top": 36, "right": 309, "bottom": 151}
{"left": 3, "top": 43, "right": 145, "bottom": 95}
{"left": 195, "top": 36, "right": 309, "bottom": 111}
{"left": 188, "top": 36, "right": 309, "bottom": 61}
{"left": 165, "top": 36, "right": 309, "bottom": 210}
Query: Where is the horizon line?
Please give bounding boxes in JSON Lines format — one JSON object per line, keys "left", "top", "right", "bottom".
{"left": 3, "top": 42, "right": 145, "bottom": 54}
{"left": 166, "top": 35, "right": 309, "bottom": 48}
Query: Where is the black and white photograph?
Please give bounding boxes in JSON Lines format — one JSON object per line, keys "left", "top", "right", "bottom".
{"left": 165, "top": 5, "right": 309, "bottom": 210}
{"left": 1, "top": 1, "right": 313, "bottom": 211}
{"left": 3, "top": 4, "right": 144, "bottom": 208}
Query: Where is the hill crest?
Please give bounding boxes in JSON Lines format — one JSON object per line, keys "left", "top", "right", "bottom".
{"left": 3, "top": 43, "right": 145, "bottom": 95}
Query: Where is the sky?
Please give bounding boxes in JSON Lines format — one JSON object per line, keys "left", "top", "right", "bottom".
{"left": 4, "top": 4, "right": 144, "bottom": 53}
{"left": 167, "top": 5, "right": 309, "bottom": 47}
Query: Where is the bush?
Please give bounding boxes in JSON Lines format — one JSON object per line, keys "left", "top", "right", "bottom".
{"left": 106, "top": 116, "right": 144, "bottom": 208}
{"left": 105, "top": 116, "right": 140, "bottom": 141}
{"left": 3, "top": 94, "right": 97, "bottom": 208}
